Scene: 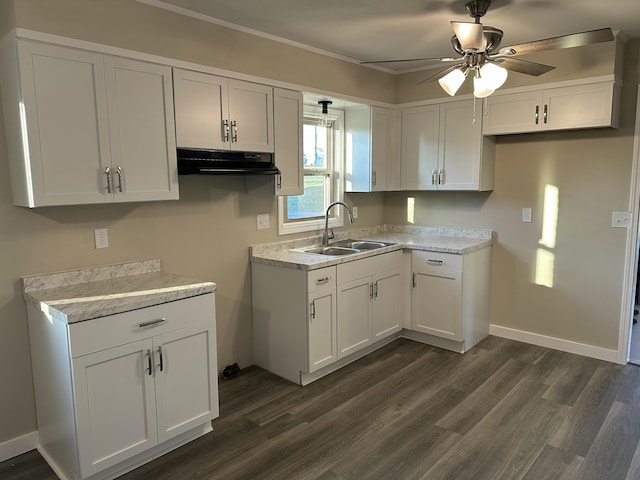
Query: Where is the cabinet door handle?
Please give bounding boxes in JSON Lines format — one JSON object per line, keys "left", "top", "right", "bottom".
{"left": 316, "top": 276, "right": 331, "bottom": 285}
{"left": 223, "top": 119, "right": 230, "bottom": 142}
{"left": 116, "top": 166, "right": 123, "bottom": 193}
{"left": 438, "top": 169, "right": 444, "bottom": 185}
{"left": 535, "top": 105, "right": 539, "bottom": 125}
{"left": 432, "top": 170, "right": 437, "bottom": 185}
{"left": 310, "top": 300, "right": 316, "bottom": 320}
{"left": 276, "top": 173, "right": 282, "bottom": 189}
{"left": 543, "top": 104, "right": 548, "bottom": 124}
{"left": 372, "top": 171, "right": 377, "bottom": 187}
{"left": 370, "top": 283, "right": 374, "bottom": 299}
{"left": 412, "top": 273, "right": 416, "bottom": 288}
{"left": 374, "top": 281, "right": 379, "bottom": 298}
{"left": 231, "top": 120, "right": 238, "bottom": 142}
{"left": 138, "top": 318, "right": 166, "bottom": 328}
{"left": 427, "top": 259, "right": 444, "bottom": 265}
{"left": 146, "top": 349, "right": 153, "bottom": 376}
{"left": 104, "top": 167, "right": 112, "bottom": 193}
{"left": 157, "top": 346, "right": 164, "bottom": 372}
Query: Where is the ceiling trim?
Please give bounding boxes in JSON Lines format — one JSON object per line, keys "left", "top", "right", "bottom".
{"left": 136, "top": 0, "right": 399, "bottom": 74}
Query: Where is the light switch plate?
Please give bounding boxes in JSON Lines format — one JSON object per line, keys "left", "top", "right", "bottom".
{"left": 256, "top": 213, "right": 270, "bottom": 230}
{"left": 612, "top": 211, "right": 631, "bottom": 228}
{"left": 522, "top": 208, "right": 532, "bottom": 223}
{"left": 94, "top": 228, "right": 109, "bottom": 249}
{"left": 352, "top": 206, "right": 358, "bottom": 219}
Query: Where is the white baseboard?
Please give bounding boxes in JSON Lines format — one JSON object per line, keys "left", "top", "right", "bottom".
{"left": 490, "top": 325, "right": 619, "bottom": 363}
{"left": 0, "top": 431, "right": 38, "bottom": 463}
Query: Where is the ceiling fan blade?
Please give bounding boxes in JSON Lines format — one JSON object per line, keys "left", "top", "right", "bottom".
{"left": 416, "top": 64, "right": 462, "bottom": 86}
{"left": 360, "top": 56, "right": 460, "bottom": 65}
{"left": 498, "top": 27, "right": 614, "bottom": 57}
{"left": 492, "top": 57, "right": 555, "bottom": 76}
{"left": 451, "top": 21, "right": 485, "bottom": 51}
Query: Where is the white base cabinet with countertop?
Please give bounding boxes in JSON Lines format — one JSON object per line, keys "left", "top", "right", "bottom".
{"left": 407, "top": 248, "right": 491, "bottom": 353}
{"left": 24, "top": 266, "right": 218, "bottom": 480}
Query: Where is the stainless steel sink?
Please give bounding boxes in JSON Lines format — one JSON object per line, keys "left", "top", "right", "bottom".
{"left": 300, "top": 239, "right": 395, "bottom": 256}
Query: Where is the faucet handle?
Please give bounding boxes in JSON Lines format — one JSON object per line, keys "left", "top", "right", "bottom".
{"left": 327, "top": 228, "right": 335, "bottom": 240}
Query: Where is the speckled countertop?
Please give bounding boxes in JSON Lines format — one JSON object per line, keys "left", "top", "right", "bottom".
{"left": 250, "top": 225, "right": 493, "bottom": 271}
{"left": 23, "top": 259, "right": 216, "bottom": 324}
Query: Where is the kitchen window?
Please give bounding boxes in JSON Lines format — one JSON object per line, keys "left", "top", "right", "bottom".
{"left": 278, "top": 107, "right": 344, "bottom": 235}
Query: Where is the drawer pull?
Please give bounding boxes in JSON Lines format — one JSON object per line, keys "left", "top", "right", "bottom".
{"left": 138, "top": 318, "right": 166, "bottom": 328}
{"left": 427, "top": 259, "right": 444, "bottom": 265}
{"left": 316, "top": 276, "right": 331, "bottom": 285}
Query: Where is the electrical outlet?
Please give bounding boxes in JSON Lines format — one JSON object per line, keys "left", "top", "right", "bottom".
{"left": 94, "top": 228, "right": 109, "bottom": 249}
{"left": 352, "top": 206, "right": 358, "bottom": 219}
{"left": 612, "top": 211, "right": 631, "bottom": 228}
{"left": 256, "top": 213, "right": 270, "bottom": 230}
{"left": 522, "top": 208, "right": 532, "bottom": 223}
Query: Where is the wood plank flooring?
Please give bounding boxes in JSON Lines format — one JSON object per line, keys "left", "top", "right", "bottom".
{"left": 3, "top": 336, "right": 640, "bottom": 480}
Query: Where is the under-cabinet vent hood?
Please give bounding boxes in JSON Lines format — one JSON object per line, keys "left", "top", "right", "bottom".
{"left": 177, "top": 148, "right": 280, "bottom": 175}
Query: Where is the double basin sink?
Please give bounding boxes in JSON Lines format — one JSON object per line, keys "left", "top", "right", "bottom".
{"left": 301, "top": 239, "right": 395, "bottom": 256}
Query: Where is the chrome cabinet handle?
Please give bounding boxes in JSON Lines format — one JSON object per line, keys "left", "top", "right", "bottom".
{"left": 138, "top": 318, "right": 166, "bottom": 328}
{"left": 427, "top": 259, "right": 444, "bottom": 265}
{"left": 438, "top": 169, "right": 444, "bottom": 185}
{"left": 370, "top": 283, "right": 374, "bottom": 299}
{"left": 310, "top": 300, "right": 316, "bottom": 320}
{"left": 432, "top": 170, "right": 437, "bottom": 185}
{"left": 412, "top": 273, "right": 417, "bottom": 288}
{"left": 231, "top": 120, "right": 238, "bottom": 142}
{"left": 223, "top": 119, "right": 230, "bottom": 142}
{"left": 104, "top": 167, "right": 112, "bottom": 193}
{"left": 116, "top": 166, "right": 123, "bottom": 193}
{"left": 316, "top": 277, "right": 331, "bottom": 285}
{"left": 543, "top": 104, "right": 548, "bottom": 124}
{"left": 157, "top": 346, "right": 164, "bottom": 372}
{"left": 535, "top": 105, "right": 539, "bottom": 125}
{"left": 146, "top": 349, "right": 153, "bottom": 376}
{"left": 372, "top": 171, "right": 377, "bottom": 187}
{"left": 374, "top": 281, "right": 379, "bottom": 298}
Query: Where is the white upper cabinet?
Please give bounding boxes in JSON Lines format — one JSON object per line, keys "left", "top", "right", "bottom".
{"left": 173, "top": 68, "right": 274, "bottom": 153}
{"left": 482, "top": 80, "right": 619, "bottom": 135}
{"left": 345, "top": 106, "right": 400, "bottom": 192}
{"left": 401, "top": 99, "right": 494, "bottom": 191}
{"left": 0, "top": 39, "right": 178, "bottom": 207}
{"left": 273, "top": 88, "right": 303, "bottom": 196}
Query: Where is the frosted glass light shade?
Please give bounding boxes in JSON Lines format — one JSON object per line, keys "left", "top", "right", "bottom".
{"left": 438, "top": 69, "right": 466, "bottom": 96}
{"left": 473, "top": 75, "right": 494, "bottom": 98}
{"left": 479, "top": 63, "right": 508, "bottom": 90}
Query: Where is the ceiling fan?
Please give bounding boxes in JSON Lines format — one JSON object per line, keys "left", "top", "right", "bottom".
{"left": 361, "top": 0, "right": 614, "bottom": 98}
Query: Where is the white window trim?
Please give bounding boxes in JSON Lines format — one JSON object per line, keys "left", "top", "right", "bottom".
{"left": 278, "top": 107, "right": 345, "bottom": 236}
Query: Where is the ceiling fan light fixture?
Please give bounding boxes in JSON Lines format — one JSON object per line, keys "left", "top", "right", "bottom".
{"left": 438, "top": 68, "right": 467, "bottom": 96}
{"left": 473, "top": 73, "right": 495, "bottom": 98}
{"left": 479, "top": 62, "right": 508, "bottom": 90}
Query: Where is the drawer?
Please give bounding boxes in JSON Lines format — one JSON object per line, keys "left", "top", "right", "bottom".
{"left": 412, "top": 250, "right": 462, "bottom": 275}
{"left": 68, "top": 293, "right": 215, "bottom": 357}
{"left": 307, "top": 266, "right": 336, "bottom": 293}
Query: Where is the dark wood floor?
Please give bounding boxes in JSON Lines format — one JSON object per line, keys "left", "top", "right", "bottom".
{"left": 3, "top": 336, "right": 640, "bottom": 480}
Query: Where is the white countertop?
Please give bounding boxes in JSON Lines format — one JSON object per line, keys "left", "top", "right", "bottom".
{"left": 250, "top": 225, "right": 493, "bottom": 271}
{"left": 22, "top": 259, "right": 216, "bottom": 324}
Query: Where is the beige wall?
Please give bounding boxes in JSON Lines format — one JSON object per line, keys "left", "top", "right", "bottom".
{"left": 0, "top": 0, "right": 388, "bottom": 443}
{"left": 386, "top": 40, "right": 640, "bottom": 350}
{"left": 0, "top": 0, "right": 637, "bottom": 448}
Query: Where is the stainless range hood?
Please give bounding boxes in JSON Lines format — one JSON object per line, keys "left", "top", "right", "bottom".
{"left": 177, "top": 148, "right": 280, "bottom": 175}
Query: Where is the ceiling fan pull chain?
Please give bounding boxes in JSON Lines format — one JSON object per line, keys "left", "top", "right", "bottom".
{"left": 472, "top": 97, "right": 477, "bottom": 125}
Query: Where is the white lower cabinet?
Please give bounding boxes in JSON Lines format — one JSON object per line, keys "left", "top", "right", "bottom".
{"left": 27, "top": 294, "right": 218, "bottom": 480}
{"left": 410, "top": 249, "right": 491, "bottom": 351}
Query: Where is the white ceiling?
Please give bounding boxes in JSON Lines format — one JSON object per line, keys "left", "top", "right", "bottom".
{"left": 143, "top": 0, "right": 640, "bottom": 72}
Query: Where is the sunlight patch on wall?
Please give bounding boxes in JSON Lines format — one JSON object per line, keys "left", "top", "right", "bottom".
{"left": 535, "top": 184, "right": 559, "bottom": 288}
{"left": 407, "top": 197, "right": 415, "bottom": 224}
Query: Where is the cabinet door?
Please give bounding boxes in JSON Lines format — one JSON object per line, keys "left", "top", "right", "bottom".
{"left": 73, "top": 339, "right": 158, "bottom": 478}
{"left": 544, "top": 82, "right": 615, "bottom": 131}
{"left": 173, "top": 69, "right": 228, "bottom": 150}
{"left": 105, "top": 57, "right": 178, "bottom": 202}
{"left": 337, "top": 277, "right": 373, "bottom": 358}
{"left": 401, "top": 105, "right": 439, "bottom": 190}
{"left": 14, "top": 41, "right": 112, "bottom": 206}
{"left": 412, "top": 270, "right": 462, "bottom": 341}
{"left": 308, "top": 288, "right": 337, "bottom": 372}
{"left": 227, "top": 79, "right": 274, "bottom": 152}
{"left": 482, "top": 91, "right": 542, "bottom": 135}
{"left": 438, "top": 99, "right": 483, "bottom": 190}
{"left": 372, "top": 268, "right": 403, "bottom": 340}
{"left": 273, "top": 88, "right": 303, "bottom": 196}
{"left": 371, "top": 107, "right": 391, "bottom": 192}
{"left": 153, "top": 325, "right": 217, "bottom": 443}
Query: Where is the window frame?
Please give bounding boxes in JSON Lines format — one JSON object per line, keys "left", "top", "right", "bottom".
{"left": 277, "top": 106, "right": 345, "bottom": 236}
